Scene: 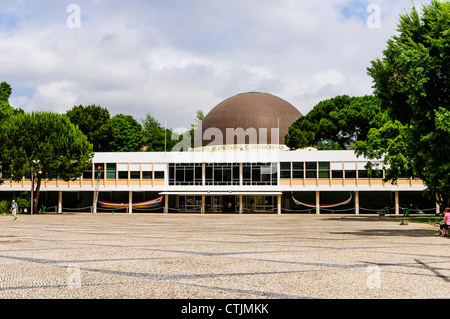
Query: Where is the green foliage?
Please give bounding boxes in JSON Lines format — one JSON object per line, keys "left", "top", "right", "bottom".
{"left": 0, "top": 82, "right": 12, "bottom": 102}
{"left": 66, "top": 104, "right": 115, "bottom": 152}
{"left": 0, "top": 82, "right": 14, "bottom": 124}
{"left": 0, "top": 111, "right": 94, "bottom": 211}
{"left": 190, "top": 110, "right": 205, "bottom": 148}
{"left": 111, "top": 114, "right": 143, "bottom": 152}
{"left": 355, "top": 0, "right": 450, "bottom": 206}
{"left": 0, "top": 111, "right": 94, "bottom": 181}
{"left": 0, "top": 200, "right": 9, "bottom": 213}
{"left": 285, "top": 95, "right": 386, "bottom": 150}
{"left": 15, "top": 192, "right": 31, "bottom": 210}
{"left": 141, "top": 113, "right": 180, "bottom": 152}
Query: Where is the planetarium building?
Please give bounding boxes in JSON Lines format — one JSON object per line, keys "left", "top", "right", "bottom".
{"left": 0, "top": 92, "right": 438, "bottom": 215}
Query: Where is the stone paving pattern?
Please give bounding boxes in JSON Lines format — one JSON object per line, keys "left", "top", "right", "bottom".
{"left": 0, "top": 213, "right": 448, "bottom": 299}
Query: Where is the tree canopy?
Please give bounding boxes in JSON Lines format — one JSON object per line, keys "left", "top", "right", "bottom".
{"left": 111, "top": 114, "right": 143, "bottom": 152}
{"left": 66, "top": 104, "right": 115, "bottom": 152}
{"left": 285, "top": 95, "right": 386, "bottom": 150}
{"left": 0, "top": 111, "right": 94, "bottom": 210}
{"left": 354, "top": 0, "right": 450, "bottom": 206}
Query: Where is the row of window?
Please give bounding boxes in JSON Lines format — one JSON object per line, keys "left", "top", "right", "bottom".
{"left": 169, "top": 163, "right": 278, "bottom": 186}
{"left": 279, "top": 162, "right": 383, "bottom": 179}
{"left": 82, "top": 163, "right": 165, "bottom": 180}
{"left": 0, "top": 161, "right": 385, "bottom": 182}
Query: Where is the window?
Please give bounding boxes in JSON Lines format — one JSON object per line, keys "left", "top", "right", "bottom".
{"left": 358, "top": 170, "right": 369, "bottom": 179}
{"left": 305, "top": 162, "right": 317, "bottom": 178}
{"left": 331, "top": 162, "right": 343, "bottom": 179}
{"left": 206, "top": 163, "right": 239, "bottom": 186}
{"left": 118, "top": 164, "right": 128, "bottom": 180}
{"left": 280, "top": 162, "right": 291, "bottom": 179}
{"left": 292, "top": 162, "right": 304, "bottom": 179}
{"left": 318, "top": 162, "right": 330, "bottom": 179}
{"left": 142, "top": 171, "right": 152, "bottom": 179}
{"left": 345, "top": 170, "right": 357, "bottom": 179}
{"left": 118, "top": 171, "right": 128, "bottom": 179}
{"left": 332, "top": 170, "right": 343, "bottom": 178}
{"left": 154, "top": 171, "right": 165, "bottom": 179}
{"left": 129, "top": 164, "right": 140, "bottom": 179}
{"left": 82, "top": 167, "right": 93, "bottom": 180}
{"left": 243, "top": 163, "right": 277, "bottom": 186}
{"left": 106, "top": 163, "right": 116, "bottom": 179}
{"left": 130, "top": 171, "right": 140, "bottom": 179}
{"left": 169, "top": 163, "right": 202, "bottom": 185}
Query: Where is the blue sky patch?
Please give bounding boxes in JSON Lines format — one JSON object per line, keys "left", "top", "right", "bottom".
{"left": 337, "top": 0, "right": 370, "bottom": 21}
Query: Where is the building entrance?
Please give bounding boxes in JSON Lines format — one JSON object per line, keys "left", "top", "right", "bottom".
{"left": 174, "top": 194, "right": 277, "bottom": 213}
{"left": 204, "top": 195, "right": 237, "bottom": 213}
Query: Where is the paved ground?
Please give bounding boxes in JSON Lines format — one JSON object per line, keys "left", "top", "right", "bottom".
{"left": 0, "top": 213, "right": 448, "bottom": 299}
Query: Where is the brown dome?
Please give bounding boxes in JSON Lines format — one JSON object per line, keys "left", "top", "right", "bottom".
{"left": 198, "top": 92, "right": 302, "bottom": 147}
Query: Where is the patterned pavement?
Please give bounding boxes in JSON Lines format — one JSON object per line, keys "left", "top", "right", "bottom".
{"left": 0, "top": 213, "right": 448, "bottom": 299}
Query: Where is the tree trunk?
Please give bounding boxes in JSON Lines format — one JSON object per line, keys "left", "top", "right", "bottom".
{"left": 34, "top": 176, "right": 42, "bottom": 213}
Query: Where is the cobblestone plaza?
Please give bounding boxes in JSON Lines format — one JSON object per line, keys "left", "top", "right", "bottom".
{"left": 0, "top": 213, "right": 448, "bottom": 299}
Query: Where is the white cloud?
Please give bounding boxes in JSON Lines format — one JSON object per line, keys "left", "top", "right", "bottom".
{"left": 0, "top": 0, "right": 432, "bottom": 128}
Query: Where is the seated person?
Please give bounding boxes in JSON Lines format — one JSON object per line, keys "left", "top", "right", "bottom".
{"left": 439, "top": 207, "right": 450, "bottom": 237}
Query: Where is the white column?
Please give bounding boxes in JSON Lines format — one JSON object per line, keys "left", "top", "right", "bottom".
{"left": 201, "top": 194, "right": 205, "bottom": 214}
{"left": 277, "top": 194, "right": 281, "bottom": 215}
{"left": 164, "top": 194, "right": 169, "bottom": 214}
{"left": 354, "top": 191, "right": 359, "bottom": 215}
{"left": 239, "top": 195, "right": 243, "bottom": 214}
{"left": 239, "top": 163, "right": 243, "bottom": 186}
{"left": 58, "top": 191, "right": 62, "bottom": 213}
{"left": 128, "top": 191, "right": 132, "bottom": 214}
{"left": 395, "top": 191, "right": 399, "bottom": 215}
{"left": 92, "top": 191, "right": 97, "bottom": 213}
{"left": 316, "top": 191, "right": 320, "bottom": 215}
{"left": 202, "top": 163, "right": 206, "bottom": 186}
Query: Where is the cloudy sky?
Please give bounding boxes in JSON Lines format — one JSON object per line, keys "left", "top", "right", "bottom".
{"left": 0, "top": 0, "right": 431, "bottom": 130}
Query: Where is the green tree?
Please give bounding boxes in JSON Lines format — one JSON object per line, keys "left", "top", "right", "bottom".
{"left": 0, "top": 82, "right": 14, "bottom": 124}
{"left": 66, "top": 104, "right": 114, "bottom": 152}
{"left": 111, "top": 114, "right": 143, "bottom": 152}
{"left": 285, "top": 95, "right": 386, "bottom": 150}
{"left": 0, "top": 81, "right": 12, "bottom": 102}
{"left": 190, "top": 110, "right": 205, "bottom": 148}
{"left": 354, "top": 0, "right": 450, "bottom": 206}
{"left": 0, "top": 112, "right": 94, "bottom": 212}
{"left": 141, "top": 113, "right": 179, "bottom": 152}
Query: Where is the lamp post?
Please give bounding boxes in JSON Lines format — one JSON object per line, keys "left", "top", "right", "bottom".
{"left": 30, "top": 164, "right": 42, "bottom": 215}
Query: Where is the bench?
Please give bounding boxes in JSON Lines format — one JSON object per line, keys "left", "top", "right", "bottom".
{"left": 399, "top": 218, "right": 410, "bottom": 225}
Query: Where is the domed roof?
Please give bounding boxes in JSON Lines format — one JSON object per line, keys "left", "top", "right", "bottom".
{"left": 198, "top": 92, "right": 302, "bottom": 148}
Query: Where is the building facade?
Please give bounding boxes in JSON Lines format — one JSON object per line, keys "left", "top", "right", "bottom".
{"left": 0, "top": 150, "right": 437, "bottom": 215}
{"left": 0, "top": 92, "right": 439, "bottom": 214}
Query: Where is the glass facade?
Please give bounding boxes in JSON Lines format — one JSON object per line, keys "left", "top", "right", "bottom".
{"left": 242, "top": 163, "right": 277, "bottom": 186}
{"left": 76, "top": 160, "right": 385, "bottom": 182}
{"left": 205, "top": 163, "right": 240, "bottom": 186}
{"left": 169, "top": 163, "right": 202, "bottom": 186}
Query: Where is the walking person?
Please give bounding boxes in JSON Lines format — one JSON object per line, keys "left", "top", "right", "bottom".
{"left": 10, "top": 200, "right": 18, "bottom": 220}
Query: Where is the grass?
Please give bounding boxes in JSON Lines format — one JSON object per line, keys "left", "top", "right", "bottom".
{"left": 396, "top": 216, "right": 444, "bottom": 224}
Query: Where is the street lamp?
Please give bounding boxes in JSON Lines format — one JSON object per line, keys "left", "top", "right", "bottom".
{"left": 30, "top": 163, "right": 42, "bottom": 215}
